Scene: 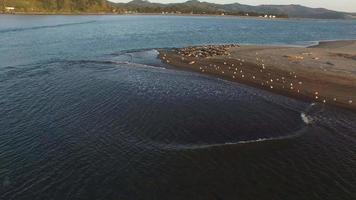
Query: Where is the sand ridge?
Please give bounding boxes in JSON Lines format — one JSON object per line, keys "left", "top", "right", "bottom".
{"left": 159, "top": 40, "right": 356, "bottom": 111}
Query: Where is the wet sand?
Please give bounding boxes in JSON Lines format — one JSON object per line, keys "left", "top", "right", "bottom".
{"left": 158, "top": 40, "right": 356, "bottom": 111}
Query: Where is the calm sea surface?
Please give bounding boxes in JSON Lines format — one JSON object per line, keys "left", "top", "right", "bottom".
{"left": 0, "top": 15, "right": 356, "bottom": 200}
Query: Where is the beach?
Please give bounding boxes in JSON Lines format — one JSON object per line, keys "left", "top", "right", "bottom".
{"left": 159, "top": 40, "right": 356, "bottom": 111}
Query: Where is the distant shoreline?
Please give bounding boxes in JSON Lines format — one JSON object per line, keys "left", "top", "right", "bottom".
{"left": 158, "top": 40, "right": 356, "bottom": 111}
{"left": 2, "top": 12, "right": 355, "bottom": 20}
{"left": 0, "top": 12, "right": 119, "bottom": 16}
{"left": 0, "top": 12, "right": 287, "bottom": 20}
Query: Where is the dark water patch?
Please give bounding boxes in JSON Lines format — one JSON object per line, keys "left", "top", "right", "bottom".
{"left": 63, "top": 59, "right": 129, "bottom": 66}
{"left": 0, "top": 21, "right": 96, "bottom": 34}
{"left": 0, "top": 59, "right": 128, "bottom": 84}
{"left": 1, "top": 16, "right": 356, "bottom": 199}
{"left": 1, "top": 57, "right": 355, "bottom": 199}
{"left": 0, "top": 60, "right": 308, "bottom": 152}
{"left": 153, "top": 125, "right": 356, "bottom": 200}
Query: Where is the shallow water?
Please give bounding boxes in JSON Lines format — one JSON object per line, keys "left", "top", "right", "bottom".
{"left": 0, "top": 15, "right": 356, "bottom": 200}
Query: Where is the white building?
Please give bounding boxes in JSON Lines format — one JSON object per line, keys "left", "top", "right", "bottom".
{"left": 5, "top": 7, "right": 15, "bottom": 12}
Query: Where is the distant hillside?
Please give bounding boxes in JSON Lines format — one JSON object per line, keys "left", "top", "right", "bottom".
{"left": 253, "top": 4, "right": 348, "bottom": 19}
{"left": 0, "top": 0, "right": 353, "bottom": 19}
{"left": 115, "top": 0, "right": 242, "bottom": 16}
{"left": 0, "top": 0, "right": 118, "bottom": 13}
{"left": 114, "top": 0, "right": 352, "bottom": 19}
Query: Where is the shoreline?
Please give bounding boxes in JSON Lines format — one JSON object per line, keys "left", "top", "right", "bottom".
{"left": 2, "top": 13, "right": 355, "bottom": 21}
{"left": 0, "top": 12, "right": 120, "bottom": 16}
{"left": 158, "top": 40, "right": 356, "bottom": 111}
{"left": 0, "top": 12, "right": 287, "bottom": 20}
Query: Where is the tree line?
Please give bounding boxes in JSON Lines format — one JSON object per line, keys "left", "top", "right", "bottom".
{"left": 1, "top": 0, "right": 113, "bottom": 12}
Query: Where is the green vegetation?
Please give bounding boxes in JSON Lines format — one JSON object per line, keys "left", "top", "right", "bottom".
{"left": 0, "top": 0, "right": 116, "bottom": 13}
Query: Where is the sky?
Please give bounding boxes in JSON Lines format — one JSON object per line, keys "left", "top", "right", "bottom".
{"left": 109, "top": 0, "right": 356, "bottom": 13}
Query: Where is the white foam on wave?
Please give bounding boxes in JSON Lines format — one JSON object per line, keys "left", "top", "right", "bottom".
{"left": 300, "top": 103, "right": 320, "bottom": 125}
{"left": 156, "top": 126, "right": 309, "bottom": 151}
{"left": 110, "top": 48, "right": 168, "bottom": 70}
{"left": 126, "top": 62, "right": 167, "bottom": 70}
{"left": 301, "top": 113, "right": 313, "bottom": 125}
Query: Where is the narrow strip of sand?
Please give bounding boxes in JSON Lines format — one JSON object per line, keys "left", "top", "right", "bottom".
{"left": 158, "top": 40, "right": 356, "bottom": 111}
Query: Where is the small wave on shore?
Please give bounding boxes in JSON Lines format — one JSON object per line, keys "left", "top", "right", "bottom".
{"left": 109, "top": 49, "right": 170, "bottom": 68}
{"left": 150, "top": 105, "right": 313, "bottom": 151}
{"left": 153, "top": 125, "right": 310, "bottom": 151}
{"left": 151, "top": 102, "right": 324, "bottom": 151}
{"left": 300, "top": 103, "right": 324, "bottom": 125}
{"left": 301, "top": 113, "right": 313, "bottom": 124}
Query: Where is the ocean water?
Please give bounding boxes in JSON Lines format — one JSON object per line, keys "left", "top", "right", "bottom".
{"left": 0, "top": 15, "right": 356, "bottom": 200}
